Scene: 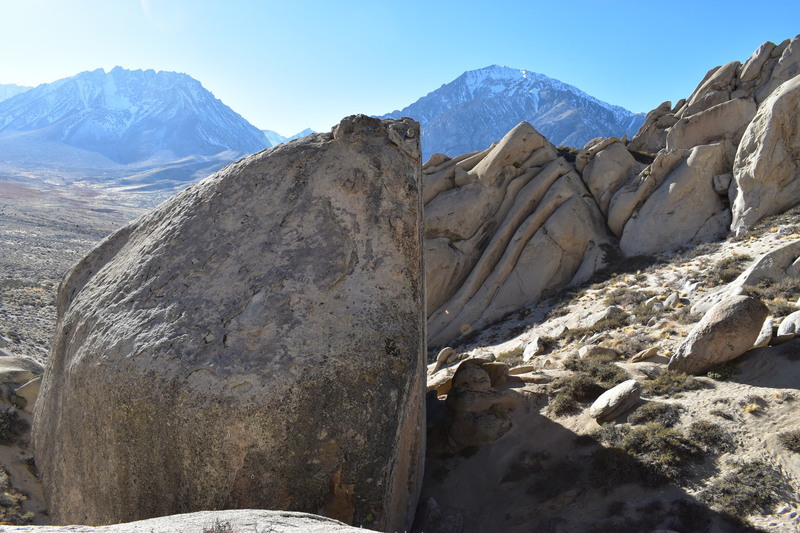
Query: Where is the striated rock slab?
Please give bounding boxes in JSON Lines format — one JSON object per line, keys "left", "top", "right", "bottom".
{"left": 619, "top": 142, "right": 733, "bottom": 256}
{"left": 33, "top": 116, "right": 426, "bottom": 531}
{"left": 425, "top": 122, "right": 614, "bottom": 347}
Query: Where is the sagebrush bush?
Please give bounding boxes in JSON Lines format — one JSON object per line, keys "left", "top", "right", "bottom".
{"left": 687, "top": 420, "right": 736, "bottom": 453}
{"left": 628, "top": 401, "right": 684, "bottom": 427}
{"left": 777, "top": 429, "right": 800, "bottom": 453}
{"left": 701, "top": 461, "right": 786, "bottom": 518}
{"left": 620, "top": 422, "right": 701, "bottom": 482}
{"left": 643, "top": 370, "right": 710, "bottom": 397}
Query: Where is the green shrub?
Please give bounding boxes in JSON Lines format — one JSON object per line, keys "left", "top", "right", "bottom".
{"left": 620, "top": 422, "right": 702, "bottom": 482}
{"left": 707, "top": 361, "right": 741, "bottom": 381}
{"left": 549, "top": 373, "right": 605, "bottom": 415}
{"left": 643, "top": 370, "right": 710, "bottom": 397}
{"left": 712, "top": 255, "right": 753, "bottom": 283}
{"left": 562, "top": 356, "right": 629, "bottom": 388}
{"left": 628, "top": 402, "right": 684, "bottom": 427}
{"left": 496, "top": 346, "right": 524, "bottom": 363}
{"left": 701, "top": 461, "right": 786, "bottom": 518}
{"left": 687, "top": 421, "right": 736, "bottom": 453}
{"left": 777, "top": 430, "right": 800, "bottom": 453}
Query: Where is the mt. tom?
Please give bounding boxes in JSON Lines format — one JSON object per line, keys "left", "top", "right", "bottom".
{"left": 383, "top": 65, "right": 645, "bottom": 161}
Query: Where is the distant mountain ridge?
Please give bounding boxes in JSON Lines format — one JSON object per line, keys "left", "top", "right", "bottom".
{"left": 0, "top": 67, "right": 267, "bottom": 165}
{"left": 0, "top": 84, "right": 31, "bottom": 103}
{"left": 262, "top": 127, "right": 315, "bottom": 147}
{"left": 382, "top": 65, "right": 645, "bottom": 161}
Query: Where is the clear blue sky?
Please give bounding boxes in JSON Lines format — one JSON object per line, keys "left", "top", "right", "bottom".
{"left": 0, "top": 0, "right": 797, "bottom": 136}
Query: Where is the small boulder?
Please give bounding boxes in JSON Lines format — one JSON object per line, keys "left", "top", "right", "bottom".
{"left": 523, "top": 337, "right": 546, "bottom": 361}
{"left": 629, "top": 346, "right": 659, "bottom": 363}
{"left": 777, "top": 310, "right": 800, "bottom": 339}
{"left": 668, "top": 295, "right": 768, "bottom": 374}
{"left": 588, "top": 379, "right": 642, "bottom": 423}
{"left": 753, "top": 317, "right": 774, "bottom": 349}
{"left": 578, "top": 345, "right": 620, "bottom": 362}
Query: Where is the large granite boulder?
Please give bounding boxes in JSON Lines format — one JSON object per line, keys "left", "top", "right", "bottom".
{"left": 668, "top": 295, "right": 768, "bottom": 375}
{"left": 33, "top": 116, "right": 426, "bottom": 531}
{"left": 731, "top": 74, "right": 800, "bottom": 234}
{"left": 0, "top": 510, "right": 367, "bottom": 533}
{"left": 619, "top": 142, "right": 733, "bottom": 256}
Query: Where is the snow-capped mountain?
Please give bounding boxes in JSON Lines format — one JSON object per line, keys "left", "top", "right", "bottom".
{"left": 0, "top": 67, "right": 267, "bottom": 165}
{"left": 262, "top": 127, "right": 315, "bottom": 147}
{"left": 0, "top": 84, "right": 31, "bottom": 103}
{"left": 382, "top": 65, "right": 645, "bottom": 161}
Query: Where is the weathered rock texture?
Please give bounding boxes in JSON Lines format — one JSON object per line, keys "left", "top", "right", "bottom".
{"left": 668, "top": 295, "right": 768, "bottom": 375}
{"left": 588, "top": 379, "right": 642, "bottom": 423}
{"left": 731, "top": 74, "right": 800, "bottom": 233}
{"left": 424, "top": 122, "right": 614, "bottom": 346}
{"left": 33, "top": 116, "right": 426, "bottom": 531}
{"left": 420, "top": 37, "right": 800, "bottom": 346}
{"left": 625, "top": 35, "right": 800, "bottom": 235}
{"left": 1, "top": 510, "right": 367, "bottom": 533}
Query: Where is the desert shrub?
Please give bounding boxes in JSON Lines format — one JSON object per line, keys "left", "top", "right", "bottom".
{"left": 0, "top": 408, "right": 28, "bottom": 445}
{"left": 710, "top": 409, "right": 735, "bottom": 421}
{"left": 496, "top": 346, "right": 524, "bottom": 363}
{"left": 777, "top": 430, "right": 800, "bottom": 453}
{"left": 712, "top": 254, "right": 753, "bottom": 283}
{"left": 559, "top": 313, "right": 630, "bottom": 342}
{"left": 620, "top": 422, "right": 702, "bottom": 482}
{"left": 743, "top": 278, "right": 800, "bottom": 316}
{"left": 707, "top": 361, "right": 741, "bottom": 381}
{"left": 643, "top": 370, "right": 710, "bottom": 397}
{"left": 740, "top": 394, "right": 767, "bottom": 415}
{"left": 592, "top": 422, "right": 631, "bottom": 447}
{"left": 556, "top": 145, "right": 578, "bottom": 163}
{"left": 687, "top": 421, "right": 736, "bottom": 453}
{"left": 0, "top": 469, "right": 33, "bottom": 524}
{"left": 628, "top": 401, "right": 684, "bottom": 427}
{"left": 628, "top": 149, "right": 657, "bottom": 165}
{"left": 562, "top": 356, "right": 629, "bottom": 387}
{"left": 549, "top": 373, "right": 605, "bottom": 415}
{"left": 603, "top": 288, "right": 656, "bottom": 308}
{"left": 701, "top": 461, "right": 786, "bottom": 518}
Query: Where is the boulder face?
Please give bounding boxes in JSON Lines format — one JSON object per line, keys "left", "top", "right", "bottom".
{"left": 731, "top": 74, "right": 800, "bottom": 233}
{"left": 424, "top": 122, "right": 615, "bottom": 347}
{"left": 32, "top": 116, "right": 426, "bottom": 531}
{"left": 668, "top": 295, "right": 768, "bottom": 375}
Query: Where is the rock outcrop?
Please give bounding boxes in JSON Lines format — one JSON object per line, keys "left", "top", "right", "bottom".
{"left": 424, "top": 122, "right": 614, "bottom": 347}
{"left": 731, "top": 74, "right": 800, "bottom": 233}
{"left": 668, "top": 295, "right": 768, "bottom": 375}
{"left": 33, "top": 116, "right": 426, "bottom": 531}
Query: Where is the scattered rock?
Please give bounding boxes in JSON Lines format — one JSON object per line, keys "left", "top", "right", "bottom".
{"left": 668, "top": 295, "right": 769, "bottom": 374}
{"left": 588, "top": 379, "right": 642, "bottom": 423}
{"left": 578, "top": 345, "right": 619, "bottom": 362}
{"left": 445, "top": 360, "right": 521, "bottom": 452}
{"left": 523, "top": 337, "right": 546, "bottom": 361}
{"left": 629, "top": 346, "right": 659, "bottom": 363}
{"left": 33, "top": 116, "right": 426, "bottom": 530}
{"left": 754, "top": 317, "right": 774, "bottom": 348}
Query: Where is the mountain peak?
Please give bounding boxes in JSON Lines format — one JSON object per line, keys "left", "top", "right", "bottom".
{"left": 383, "top": 65, "right": 645, "bottom": 160}
{"left": 0, "top": 67, "right": 267, "bottom": 165}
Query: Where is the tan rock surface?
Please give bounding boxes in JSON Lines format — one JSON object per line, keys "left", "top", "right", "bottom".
{"left": 731, "top": 75, "right": 800, "bottom": 233}
{"left": 32, "top": 116, "right": 426, "bottom": 530}
{"left": 668, "top": 295, "right": 768, "bottom": 375}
